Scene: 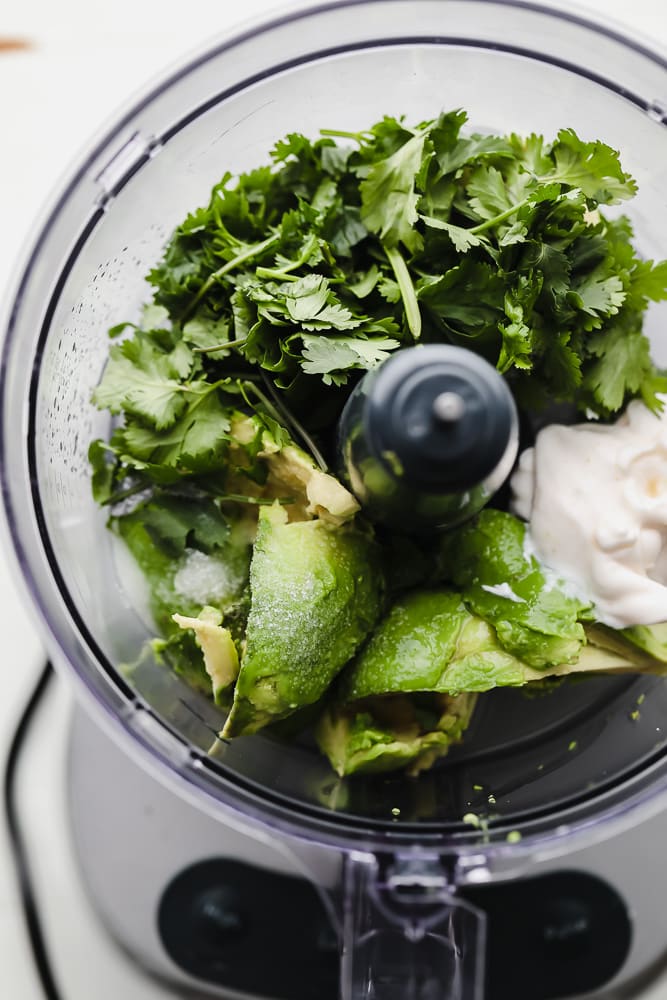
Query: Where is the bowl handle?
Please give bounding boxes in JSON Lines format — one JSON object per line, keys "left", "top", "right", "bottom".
{"left": 340, "top": 850, "right": 486, "bottom": 1000}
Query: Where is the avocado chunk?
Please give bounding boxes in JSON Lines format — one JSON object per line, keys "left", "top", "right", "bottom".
{"left": 621, "top": 623, "right": 667, "bottom": 664}
{"left": 172, "top": 606, "right": 240, "bottom": 704}
{"left": 438, "top": 509, "right": 588, "bottom": 668}
{"left": 316, "top": 692, "right": 476, "bottom": 776}
{"left": 585, "top": 621, "right": 667, "bottom": 671}
{"left": 222, "top": 504, "right": 384, "bottom": 737}
{"left": 341, "top": 589, "right": 638, "bottom": 701}
{"left": 228, "top": 413, "right": 359, "bottom": 525}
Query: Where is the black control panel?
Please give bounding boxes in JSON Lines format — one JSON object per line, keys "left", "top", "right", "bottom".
{"left": 158, "top": 861, "right": 631, "bottom": 1000}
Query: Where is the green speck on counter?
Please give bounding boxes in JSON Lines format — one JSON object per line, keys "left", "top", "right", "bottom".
{"left": 637, "top": 693, "right": 646, "bottom": 706}
{"left": 391, "top": 807, "right": 401, "bottom": 817}
{"left": 537, "top": 763, "right": 544, "bottom": 771}
{"left": 568, "top": 740, "right": 578, "bottom": 751}
{"left": 506, "top": 831, "right": 522, "bottom": 844}
{"left": 463, "top": 812, "right": 481, "bottom": 829}
{"left": 473, "top": 784, "right": 483, "bottom": 792}
{"left": 630, "top": 710, "right": 640, "bottom": 721}
{"left": 487, "top": 794, "right": 496, "bottom": 805}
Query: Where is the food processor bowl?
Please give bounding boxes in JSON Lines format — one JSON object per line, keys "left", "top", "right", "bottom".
{"left": 2, "top": 2, "right": 667, "bottom": 997}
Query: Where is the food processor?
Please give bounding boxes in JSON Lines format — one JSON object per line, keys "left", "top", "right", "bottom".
{"left": 2, "top": 2, "right": 667, "bottom": 998}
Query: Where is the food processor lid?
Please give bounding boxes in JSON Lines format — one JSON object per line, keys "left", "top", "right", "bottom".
{"left": 362, "top": 346, "right": 518, "bottom": 493}
{"left": 1, "top": 0, "right": 667, "bottom": 859}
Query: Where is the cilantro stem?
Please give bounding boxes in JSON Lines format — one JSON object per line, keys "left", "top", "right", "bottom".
{"left": 102, "top": 481, "right": 149, "bottom": 508}
{"left": 192, "top": 337, "right": 248, "bottom": 355}
{"left": 217, "top": 493, "right": 295, "bottom": 506}
{"left": 239, "top": 378, "right": 329, "bottom": 472}
{"left": 255, "top": 233, "right": 320, "bottom": 283}
{"left": 384, "top": 244, "right": 422, "bottom": 340}
{"left": 254, "top": 268, "right": 298, "bottom": 282}
{"left": 470, "top": 196, "right": 533, "bottom": 235}
{"left": 320, "top": 128, "right": 370, "bottom": 144}
{"left": 259, "top": 373, "right": 329, "bottom": 472}
{"left": 182, "top": 232, "right": 280, "bottom": 321}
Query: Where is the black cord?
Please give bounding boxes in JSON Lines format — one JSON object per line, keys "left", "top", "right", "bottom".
{"left": 4, "top": 662, "right": 66, "bottom": 1000}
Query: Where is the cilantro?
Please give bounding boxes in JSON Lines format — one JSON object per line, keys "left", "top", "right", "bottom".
{"left": 92, "top": 333, "right": 199, "bottom": 429}
{"left": 122, "top": 492, "right": 230, "bottom": 557}
{"left": 88, "top": 440, "right": 116, "bottom": 505}
{"left": 300, "top": 333, "right": 401, "bottom": 384}
{"left": 357, "top": 123, "right": 429, "bottom": 252}
{"left": 92, "top": 109, "right": 667, "bottom": 561}
{"left": 139, "top": 114, "right": 659, "bottom": 416}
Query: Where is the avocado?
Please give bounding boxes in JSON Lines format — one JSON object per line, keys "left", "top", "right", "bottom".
{"left": 585, "top": 621, "right": 667, "bottom": 671}
{"left": 228, "top": 413, "right": 360, "bottom": 525}
{"left": 222, "top": 503, "right": 384, "bottom": 737}
{"left": 172, "top": 606, "right": 240, "bottom": 704}
{"left": 316, "top": 691, "right": 476, "bottom": 776}
{"left": 437, "top": 509, "right": 588, "bottom": 668}
{"left": 342, "top": 588, "right": 640, "bottom": 701}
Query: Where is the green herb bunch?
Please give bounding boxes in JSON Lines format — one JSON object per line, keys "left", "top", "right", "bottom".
{"left": 90, "top": 109, "right": 667, "bottom": 535}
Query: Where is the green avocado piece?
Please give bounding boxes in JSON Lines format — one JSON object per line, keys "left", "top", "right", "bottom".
{"left": 315, "top": 692, "right": 477, "bottom": 776}
{"left": 172, "top": 606, "right": 240, "bottom": 704}
{"left": 341, "top": 588, "right": 634, "bottom": 704}
{"left": 342, "top": 590, "right": 469, "bottom": 699}
{"left": 438, "top": 509, "right": 588, "bottom": 668}
{"left": 621, "top": 622, "right": 667, "bottom": 664}
{"left": 341, "top": 590, "right": 535, "bottom": 699}
{"left": 585, "top": 621, "right": 667, "bottom": 671}
{"left": 222, "top": 504, "right": 384, "bottom": 736}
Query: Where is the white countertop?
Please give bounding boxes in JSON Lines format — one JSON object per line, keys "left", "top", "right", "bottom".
{"left": 0, "top": 1, "right": 666, "bottom": 997}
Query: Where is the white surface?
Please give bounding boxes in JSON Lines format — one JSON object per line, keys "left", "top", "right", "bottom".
{"left": 0, "top": 0, "right": 666, "bottom": 997}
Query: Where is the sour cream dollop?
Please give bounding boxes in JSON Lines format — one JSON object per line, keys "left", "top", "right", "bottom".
{"left": 510, "top": 398, "right": 667, "bottom": 628}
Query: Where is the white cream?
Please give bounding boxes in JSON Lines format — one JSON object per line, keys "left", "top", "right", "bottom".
{"left": 510, "top": 397, "right": 667, "bottom": 628}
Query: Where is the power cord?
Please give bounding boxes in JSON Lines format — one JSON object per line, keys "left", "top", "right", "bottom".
{"left": 4, "top": 662, "right": 65, "bottom": 1000}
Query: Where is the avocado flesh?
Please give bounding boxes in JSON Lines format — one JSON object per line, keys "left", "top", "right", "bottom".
{"left": 222, "top": 504, "right": 384, "bottom": 737}
{"left": 172, "top": 606, "right": 240, "bottom": 704}
{"left": 313, "top": 587, "right": 641, "bottom": 778}
{"left": 585, "top": 622, "right": 667, "bottom": 671}
{"left": 227, "top": 413, "right": 359, "bottom": 525}
{"left": 316, "top": 691, "right": 477, "bottom": 776}
{"left": 341, "top": 589, "right": 640, "bottom": 701}
{"left": 437, "top": 509, "right": 588, "bottom": 668}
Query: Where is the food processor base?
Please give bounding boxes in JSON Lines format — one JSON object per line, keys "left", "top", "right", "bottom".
{"left": 66, "top": 701, "right": 667, "bottom": 1000}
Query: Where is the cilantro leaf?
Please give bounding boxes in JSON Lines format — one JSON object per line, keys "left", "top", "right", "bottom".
{"left": 358, "top": 126, "right": 429, "bottom": 252}
{"left": 299, "top": 333, "right": 400, "bottom": 384}
{"left": 583, "top": 315, "right": 664, "bottom": 412}
{"left": 570, "top": 270, "right": 626, "bottom": 318}
{"left": 466, "top": 165, "right": 515, "bottom": 221}
{"left": 420, "top": 215, "right": 489, "bottom": 253}
{"left": 435, "top": 132, "right": 514, "bottom": 176}
{"left": 283, "top": 274, "right": 359, "bottom": 330}
{"left": 183, "top": 314, "right": 231, "bottom": 355}
{"left": 548, "top": 129, "right": 637, "bottom": 203}
{"left": 118, "top": 388, "right": 232, "bottom": 472}
{"left": 92, "top": 335, "right": 194, "bottom": 429}
{"left": 88, "top": 440, "right": 116, "bottom": 505}
{"left": 120, "top": 493, "right": 230, "bottom": 557}
{"left": 628, "top": 259, "right": 667, "bottom": 309}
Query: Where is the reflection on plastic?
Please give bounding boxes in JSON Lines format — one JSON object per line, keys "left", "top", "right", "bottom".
{"left": 341, "top": 850, "right": 486, "bottom": 1000}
